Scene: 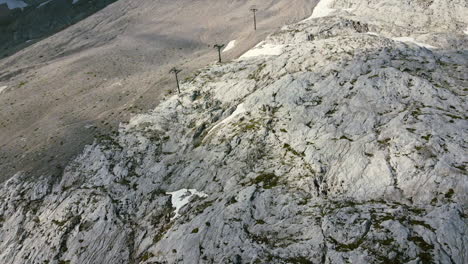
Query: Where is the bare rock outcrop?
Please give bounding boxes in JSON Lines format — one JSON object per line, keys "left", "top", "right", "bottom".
{"left": 0, "top": 0, "right": 467, "bottom": 263}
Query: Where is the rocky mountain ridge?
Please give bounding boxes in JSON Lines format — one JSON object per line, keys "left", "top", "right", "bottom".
{"left": 0, "top": 0, "right": 467, "bottom": 263}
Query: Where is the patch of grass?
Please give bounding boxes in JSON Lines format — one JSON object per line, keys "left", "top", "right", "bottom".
{"left": 325, "top": 108, "right": 337, "bottom": 116}
{"left": 409, "top": 235, "right": 434, "bottom": 263}
{"left": 194, "top": 200, "right": 214, "bottom": 214}
{"left": 247, "top": 63, "right": 267, "bottom": 81}
{"left": 453, "top": 164, "right": 466, "bottom": 172}
{"left": 140, "top": 252, "right": 154, "bottom": 261}
{"left": 370, "top": 213, "right": 403, "bottom": 229}
{"left": 283, "top": 143, "right": 305, "bottom": 157}
{"left": 331, "top": 236, "right": 366, "bottom": 252}
{"left": 311, "top": 97, "right": 322, "bottom": 105}
{"left": 117, "top": 178, "right": 131, "bottom": 187}
{"left": 251, "top": 173, "right": 279, "bottom": 189}
{"left": 149, "top": 188, "right": 166, "bottom": 200}
{"left": 153, "top": 222, "right": 173, "bottom": 243}
{"left": 377, "top": 138, "right": 391, "bottom": 146}
{"left": 52, "top": 219, "right": 67, "bottom": 227}
{"left": 234, "top": 119, "right": 262, "bottom": 133}
{"left": 445, "top": 114, "right": 462, "bottom": 120}
{"left": 226, "top": 196, "right": 237, "bottom": 205}
{"left": 18, "top": 81, "right": 27, "bottom": 88}
{"left": 191, "top": 228, "right": 199, "bottom": 234}
{"left": 411, "top": 108, "right": 422, "bottom": 119}
{"left": 95, "top": 133, "right": 123, "bottom": 150}
{"left": 78, "top": 220, "right": 94, "bottom": 232}
{"left": 379, "top": 237, "right": 395, "bottom": 246}
{"left": 421, "top": 134, "right": 432, "bottom": 141}
{"left": 445, "top": 189, "right": 454, "bottom": 199}
{"left": 409, "top": 220, "right": 435, "bottom": 232}
{"left": 339, "top": 135, "right": 353, "bottom": 142}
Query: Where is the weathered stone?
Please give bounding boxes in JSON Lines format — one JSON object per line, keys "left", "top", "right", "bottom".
{"left": 0, "top": 0, "right": 467, "bottom": 263}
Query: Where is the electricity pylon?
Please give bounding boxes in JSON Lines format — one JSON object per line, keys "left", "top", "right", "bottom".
{"left": 169, "top": 67, "right": 182, "bottom": 94}
{"left": 214, "top": 44, "right": 225, "bottom": 63}
{"left": 250, "top": 8, "right": 258, "bottom": 30}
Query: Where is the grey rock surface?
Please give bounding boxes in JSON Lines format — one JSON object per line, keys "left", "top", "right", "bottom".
{"left": 0, "top": 0, "right": 467, "bottom": 263}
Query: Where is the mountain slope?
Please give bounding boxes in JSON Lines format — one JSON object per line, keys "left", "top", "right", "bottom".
{"left": 0, "top": 0, "right": 467, "bottom": 263}
{"left": 0, "top": 0, "right": 118, "bottom": 58}
{"left": 0, "top": 0, "right": 318, "bottom": 182}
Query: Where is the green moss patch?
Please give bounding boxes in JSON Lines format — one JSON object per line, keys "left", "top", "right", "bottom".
{"left": 251, "top": 173, "right": 280, "bottom": 189}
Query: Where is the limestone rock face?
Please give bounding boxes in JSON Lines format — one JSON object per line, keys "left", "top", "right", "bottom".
{"left": 1, "top": 0, "right": 467, "bottom": 263}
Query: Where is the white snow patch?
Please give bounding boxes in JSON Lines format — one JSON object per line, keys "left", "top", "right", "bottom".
{"left": 0, "top": 86, "right": 7, "bottom": 94}
{"left": 37, "top": 0, "right": 52, "bottom": 8}
{"left": 464, "top": 26, "right": 468, "bottom": 35}
{"left": 367, "top": 32, "right": 381, "bottom": 37}
{"left": 208, "top": 103, "right": 246, "bottom": 134}
{"left": 223, "top": 40, "right": 237, "bottom": 53}
{"left": 167, "top": 189, "right": 208, "bottom": 219}
{"left": 0, "top": 0, "right": 27, "bottom": 9}
{"left": 239, "top": 42, "right": 284, "bottom": 60}
{"left": 305, "top": 0, "right": 336, "bottom": 20}
{"left": 392, "top": 37, "right": 437, "bottom": 49}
